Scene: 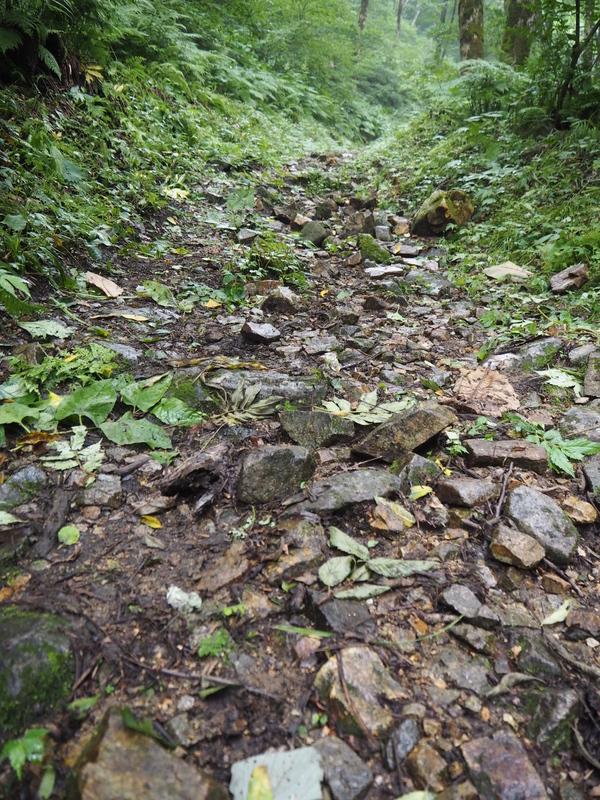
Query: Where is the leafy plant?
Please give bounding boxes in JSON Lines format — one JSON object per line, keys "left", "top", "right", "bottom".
{"left": 197, "top": 628, "right": 235, "bottom": 661}
{"left": 445, "top": 430, "right": 468, "bottom": 457}
{"left": 40, "top": 425, "right": 104, "bottom": 472}
{"left": 505, "top": 413, "right": 600, "bottom": 477}
{"left": 210, "top": 380, "right": 283, "bottom": 426}
{"left": 321, "top": 391, "right": 413, "bottom": 425}
{"left": 1, "top": 727, "right": 54, "bottom": 797}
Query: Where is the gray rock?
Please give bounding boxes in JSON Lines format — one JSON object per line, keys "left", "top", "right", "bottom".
{"left": 496, "top": 603, "right": 540, "bottom": 628}
{"left": 0, "top": 465, "right": 47, "bottom": 510}
{"left": 514, "top": 337, "right": 564, "bottom": 372}
{"left": 440, "top": 585, "right": 499, "bottom": 629}
{"left": 237, "top": 446, "right": 315, "bottom": 504}
{"left": 374, "top": 225, "right": 391, "bottom": 241}
{"left": 560, "top": 405, "right": 600, "bottom": 442}
{"left": 77, "top": 474, "right": 122, "bottom": 509}
{"left": 403, "top": 269, "right": 452, "bottom": 296}
{"left": 286, "top": 469, "right": 402, "bottom": 515}
{"left": 265, "top": 518, "right": 326, "bottom": 582}
{"left": 103, "top": 342, "right": 142, "bottom": 362}
{"left": 435, "top": 478, "right": 500, "bottom": 507}
{"left": 74, "top": 708, "right": 229, "bottom": 800}
{"left": 490, "top": 524, "right": 546, "bottom": 568}
{"left": 451, "top": 623, "right": 496, "bottom": 654}
{"left": 304, "top": 335, "right": 339, "bottom": 355}
{"left": 0, "top": 607, "right": 73, "bottom": 734}
{"left": 241, "top": 321, "right": 282, "bottom": 344}
{"left": 281, "top": 410, "right": 355, "bottom": 451}
{"left": 569, "top": 343, "right": 597, "bottom": 365}
{"left": 231, "top": 747, "right": 323, "bottom": 800}
{"left": 385, "top": 718, "right": 420, "bottom": 769}
{"left": 261, "top": 286, "right": 301, "bottom": 314}
{"left": 465, "top": 438, "right": 548, "bottom": 472}
{"left": 312, "top": 736, "right": 373, "bottom": 800}
{"left": 462, "top": 730, "right": 548, "bottom": 800}
{"left": 354, "top": 401, "right": 457, "bottom": 462}
{"left": 206, "top": 369, "right": 327, "bottom": 408}
{"left": 398, "top": 454, "right": 442, "bottom": 493}
{"left": 312, "top": 596, "right": 376, "bottom": 636}
{"left": 343, "top": 211, "right": 375, "bottom": 238}
{"left": 300, "top": 220, "right": 328, "bottom": 246}
{"left": 550, "top": 262, "right": 588, "bottom": 293}
{"left": 517, "top": 633, "right": 562, "bottom": 678}
{"left": 406, "top": 741, "right": 448, "bottom": 792}
{"left": 584, "top": 455, "right": 600, "bottom": 497}
{"left": 584, "top": 351, "right": 600, "bottom": 397}
{"left": 433, "top": 645, "right": 492, "bottom": 696}
{"left": 504, "top": 485, "right": 578, "bottom": 565}
{"left": 238, "top": 227, "right": 260, "bottom": 245}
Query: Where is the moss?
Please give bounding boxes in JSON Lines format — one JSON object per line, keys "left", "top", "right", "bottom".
{"left": 168, "top": 373, "right": 218, "bottom": 414}
{"left": 0, "top": 607, "right": 74, "bottom": 736}
{"left": 358, "top": 234, "right": 391, "bottom": 264}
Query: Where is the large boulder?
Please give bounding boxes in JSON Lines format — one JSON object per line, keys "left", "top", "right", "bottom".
{"left": 412, "top": 189, "right": 473, "bottom": 237}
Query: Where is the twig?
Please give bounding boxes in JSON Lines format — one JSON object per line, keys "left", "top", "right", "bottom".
{"left": 158, "top": 667, "right": 281, "bottom": 700}
{"left": 336, "top": 650, "right": 378, "bottom": 749}
{"left": 541, "top": 558, "right": 584, "bottom": 598}
{"left": 491, "top": 461, "right": 513, "bottom": 523}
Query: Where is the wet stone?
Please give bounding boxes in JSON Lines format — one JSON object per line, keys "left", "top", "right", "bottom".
{"left": 312, "top": 736, "right": 373, "bottom": 800}
{"left": 287, "top": 469, "right": 402, "bottom": 515}
{"left": 406, "top": 741, "right": 448, "bottom": 793}
{"left": 465, "top": 438, "right": 548, "bottom": 472}
{"left": 462, "top": 730, "right": 548, "bottom": 800}
{"left": 313, "top": 647, "right": 406, "bottom": 738}
{"left": 354, "top": 401, "right": 457, "bottom": 462}
{"left": 504, "top": 485, "right": 578, "bottom": 565}
{"left": 237, "top": 445, "right": 316, "bottom": 504}
{"left": 311, "top": 595, "right": 376, "bottom": 636}
{"left": 280, "top": 410, "right": 355, "bottom": 451}
{"left": 560, "top": 405, "right": 600, "bottom": 443}
{"left": 435, "top": 478, "right": 500, "bottom": 508}
{"left": 384, "top": 718, "right": 420, "bottom": 769}
{"left": 73, "top": 707, "right": 229, "bottom": 800}
{"left": 77, "top": 474, "right": 122, "bottom": 509}
{"left": 490, "top": 524, "right": 546, "bottom": 569}
{"left": 0, "top": 465, "right": 47, "bottom": 510}
{"left": 241, "top": 320, "right": 282, "bottom": 344}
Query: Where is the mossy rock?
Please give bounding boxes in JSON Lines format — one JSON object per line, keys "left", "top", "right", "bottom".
{"left": 168, "top": 370, "right": 219, "bottom": 414}
{"left": 0, "top": 607, "right": 74, "bottom": 736}
{"left": 357, "top": 234, "right": 391, "bottom": 264}
{"left": 412, "top": 189, "right": 474, "bottom": 237}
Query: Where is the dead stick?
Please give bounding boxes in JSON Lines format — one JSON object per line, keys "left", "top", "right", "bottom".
{"left": 492, "top": 461, "right": 514, "bottom": 522}
{"left": 159, "top": 667, "right": 281, "bottom": 700}
{"left": 541, "top": 557, "right": 584, "bottom": 598}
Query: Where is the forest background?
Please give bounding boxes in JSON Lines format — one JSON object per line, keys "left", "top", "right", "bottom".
{"left": 0, "top": 0, "right": 600, "bottom": 322}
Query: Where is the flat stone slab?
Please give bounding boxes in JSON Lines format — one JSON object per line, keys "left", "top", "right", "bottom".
{"left": 504, "top": 485, "right": 578, "bottom": 565}
{"left": 280, "top": 410, "right": 355, "bottom": 450}
{"left": 237, "top": 445, "right": 315, "bottom": 504}
{"left": 465, "top": 439, "right": 548, "bottom": 472}
{"left": 435, "top": 478, "right": 500, "bottom": 507}
{"left": 230, "top": 747, "right": 323, "bottom": 800}
{"left": 560, "top": 405, "right": 600, "bottom": 443}
{"left": 490, "top": 524, "right": 546, "bottom": 569}
{"left": 312, "top": 737, "right": 373, "bottom": 800}
{"left": 286, "top": 469, "right": 402, "bottom": 514}
{"left": 462, "top": 730, "right": 548, "bottom": 799}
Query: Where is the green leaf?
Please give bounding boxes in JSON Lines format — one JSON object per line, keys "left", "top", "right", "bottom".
{"left": 328, "top": 526, "right": 370, "bottom": 561}
{"left": 367, "top": 558, "right": 438, "bottom": 578}
{"left": 547, "top": 445, "right": 575, "bottom": 477}
{"left": 1, "top": 739, "right": 26, "bottom": 780}
{"left": 151, "top": 450, "right": 179, "bottom": 466}
{"left": 120, "top": 707, "right": 155, "bottom": 737}
{"left": 334, "top": 584, "right": 390, "bottom": 600}
{"left": 318, "top": 556, "right": 354, "bottom": 587}
{"left": 55, "top": 381, "right": 116, "bottom": 426}
{"left": 0, "top": 402, "right": 40, "bottom": 426}
{"left": 100, "top": 412, "right": 172, "bottom": 450}
{"left": 120, "top": 374, "right": 172, "bottom": 413}
{"left": 19, "top": 321, "right": 74, "bottom": 340}
{"left": 136, "top": 280, "right": 177, "bottom": 307}
{"left": 67, "top": 695, "right": 100, "bottom": 718}
{"left": 2, "top": 213, "right": 26, "bottom": 232}
{"left": 247, "top": 765, "right": 273, "bottom": 800}
{"left": 0, "top": 511, "right": 23, "bottom": 525}
{"left": 151, "top": 397, "right": 205, "bottom": 426}
{"left": 58, "top": 524, "right": 80, "bottom": 545}
{"left": 21, "top": 729, "right": 48, "bottom": 763}
{"left": 38, "top": 765, "right": 56, "bottom": 800}
{"left": 273, "top": 625, "right": 333, "bottom": 638}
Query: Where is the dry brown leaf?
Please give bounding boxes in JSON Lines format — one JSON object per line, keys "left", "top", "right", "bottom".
{"left": 454, "top": 368, "right": 520, "bottom": 416}
{"left": 84, "top": 271, "right": 124, "bottom": 298}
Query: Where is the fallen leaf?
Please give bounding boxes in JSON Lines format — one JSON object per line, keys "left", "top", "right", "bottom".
{"left": 454, "top": 368, "right": 520, "bottom": 416}
{"left": 483, "top": 261, "right": 533, "bottom": 280}
{"left": 84, "top": 271, "right": 124, "bottom": 298}
{"left": 410, "top": 485, "right": 433, "bottom": 500}
{"left": 204, "top": 298, "right": 222, "bottom": 308}
{"left": 247, "top": 765, "right": 274, "bottom": 800}
{"left": 541, "top": 598, "right": 571, "bottom": 626}
{"left": 141, "top": 515, "right": 162, "bottom": 529}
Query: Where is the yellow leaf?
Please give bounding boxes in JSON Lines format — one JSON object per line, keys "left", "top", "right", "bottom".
{"left": 204, "top": 299, "right": 222, "bottom": 308}
{"left": 115, "top": 84, "right": 125, "bottom": 93}
{"left": 247, "top": 765, "right": 273, "bottom": 800}
{"left": 410, "top": 485, "right": 433, "bottom": 500}
{"left": 374, "top": 496, "right": 416, "bottom": 527}
{"left": 47, "top": 392, "right": 63, "bottom": 407}
{"left": 64, "top": 355, "right": 78, "bottom": 363}
{"left": 166, "top": 217, "right": 178, "bottom": 225}
{"left": 85, "top": 271, "right": 124, "bottom": 299}
{"left": 52, "top": 233, "right": 64, "bottom": 248}
{"left": 141, "top": 515, "right": 162, "bottom": 529}
{"left": 435, "top": 459, "right": 452, "bottom": 476}
{"left": 320, "top": 289, "right": 328, "bottom": 297}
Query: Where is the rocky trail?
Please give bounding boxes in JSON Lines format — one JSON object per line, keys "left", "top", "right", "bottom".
{"left": 3, "top": 151, "right": 600, "bottom": 800}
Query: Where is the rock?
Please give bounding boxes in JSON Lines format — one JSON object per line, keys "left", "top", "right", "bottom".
{"left": 584, "top": 454, "right": 600, "bottom": 496}
{"left": 490, "top": 524, "right": 546, "bottom": 568}
{"left": 541, "top": 574, "right": 571, "bottom": 594}
{"left": 241, "top": 321, "right": 281, "bottom": 344}
{"left": 561, "top": 404, "right": 600, "bottom": 442}
{"left": 550, "top": 262, "right": 588, "bottom": 293}
{"left": 261, "top": 286, "right": 301, "bottom": 314}
{"left": 496, "top": 602, "right": 540, "bottom": 628}
{"left": 516, "top": 337, "right": 564, "bottom": 372}
{"left": 354, "top": 401, "right": 457, "bottom": 462}
{"left": 569, "top": 343, "right": 597, "bottom": 364}
{"left": 436, "top": 478, "right": 500, "bottom": 507}
{"left": 437, "top": 782, "right": 479, "bottom": 800}
{"left": 312, "top": 736, "right": 373, "bottom": 800}
{"left": 343, "top": 211, "right": 375, "bottom": 238}
{"left": 313, "top": 647, "right": 406, "bottom": 737}
{"left": 411, "top": 189, "right": 473, "bottom": 237}
{"left": 584, "top": 351, "right": 600, "bottom": 397}
{"left": 440, "top": 585, "right": 499, "bottom": 628}
{"left": 237, "top": 446, "right": 315, "bottom": 504}
{"left": 406, "top": 741, "right": 448, "bottom": 792}
{"left": 403, "top": 269, "right": 452, "bottom": 296}
{"left": 286, "top": 469, "right": 402, "bottom": 515}
{"left": 0, "top": 607, "right": 73, "bottom": 734}
{"left": 384, "top": 718, "right": 420, "bottom": 769}
{"left": 398, "top": 454, "right": 442, "bottom": 492}
{"left": 196, "top": 541, "right": 249, "bottom": 593}
{"left": 265, "top": 518, "right": 327, "bottom": 583}
{"left": 280, "top": 411, "right": 355, "bottom": 451}
{"left": 451, "top": 623, "right": 496, "bottom": 654}
{"left": 315, "top": 200, "right": 336, "bottom": 220}
{"left": 561, "top": 494, "right": 598, "bottom": 524}
{"left": 357, "top": 234, "right": 391, "bottom": 264}
{"left": 300, "top": 220, "right": 328, "bottom": 246}
{"left": 392, "top": 217, "right": 410, "bottom": 235}
{"left": 517, "top": 633, "right": 562, "bottom": 678}
{"left": 465, "top": 438, "right": 548, "bottom": 472}
{"left": 103, "top": 342, "right": 142, "bottom": 362}
{"left": 291, "top": 213, "right": 311, "bottom": 230}
{"left": 527, "top": 688, "right": 578, "bottom": 750}
{"left": 77, "top": 474, "right": 122, "bottom": 509}
{"left": 504, "top": 485, "right": 578, "bottom": 565}
{"left": 565, "top": 609, "right": 600, "bottom": 637}
{"left": 374, "top": 225, "right": 391, "bottom": 241}
{"left": 0, "top": 465, "right": 47, "bottom": 510}
{"left": 462, "top": 730, "right": 548, "bottom": 800}
{"left": 434, "top": 645, "right": 492, "bottom": 695}
{"left": 310, "top": 595, "right": 376, "bottom": 636}
{"left": 230, "top": 746, "right": 323, "bottom": 800}
{"left": 237, "top": 227, "right": 260, "bottom": 245}
{"left": 72, "top": 708, "right": 229, "bottom": 800}
{"left": 304, "top": 335, "right": 339, "bottom": 355}
{"left": 206, "top": 369, "right": 327, "bottom": 408}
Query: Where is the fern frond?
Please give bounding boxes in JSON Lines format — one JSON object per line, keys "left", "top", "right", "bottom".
{"left": 37, "top": 44, "right": 61, "bottom": 78}
{"left": 0, "top": 27, "right": 22, "bottom": 53}
{"left": 0, "top": 287, "right": 41, "bottom": 319}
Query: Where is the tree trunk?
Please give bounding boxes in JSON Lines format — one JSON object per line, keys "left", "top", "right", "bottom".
{"left": 358, "top": 0, "right": 369, "bottom": 29}
{"left": 501, "top": 0, "right": 537, "bottom": 65}
{"left": 396, "top": 0, "right": 404, "bottom": 36}
{"left": 458, "top": 0, "right": 484, "bottom": 59}
{"left": 411, "top": 4, "right": 421, "bottom": 25}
